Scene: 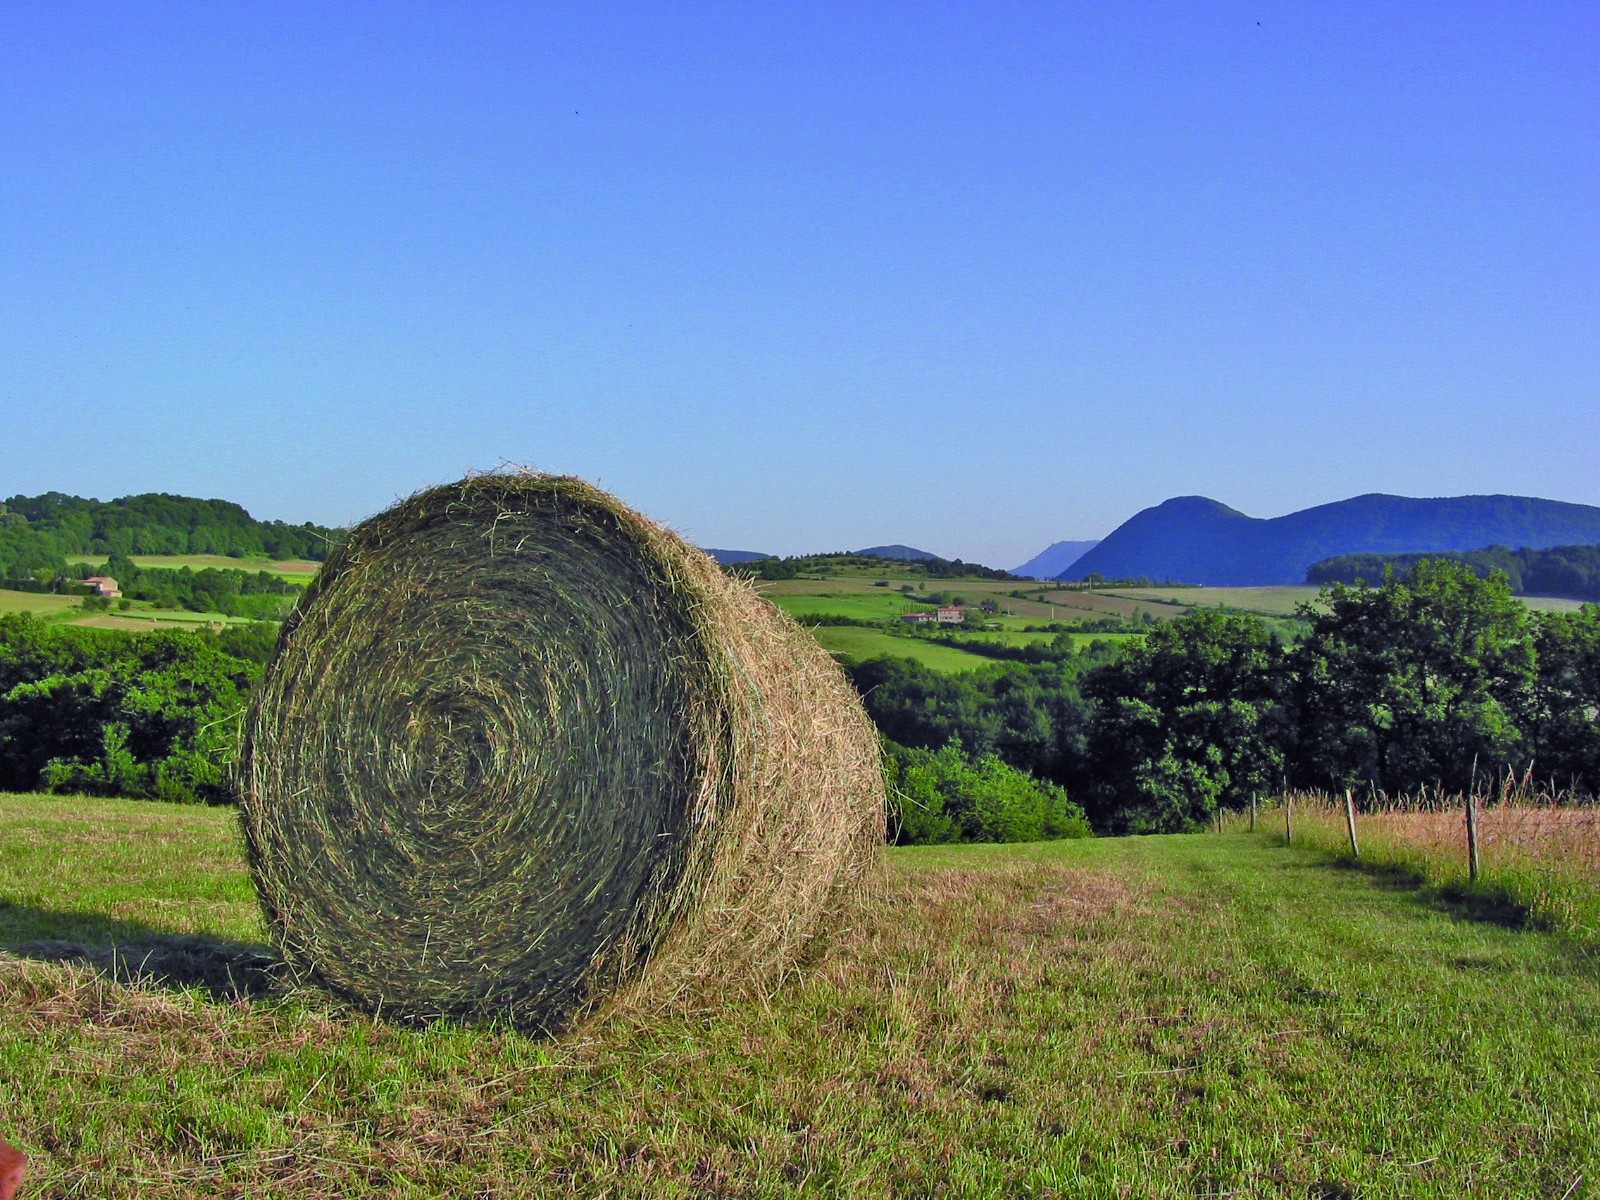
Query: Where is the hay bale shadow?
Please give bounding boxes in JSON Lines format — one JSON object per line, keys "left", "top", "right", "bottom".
{"left": 0, "top": 904, "right": 283, "bottom": 1000}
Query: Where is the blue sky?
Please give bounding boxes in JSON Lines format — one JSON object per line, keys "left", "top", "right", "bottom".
{"left": 2, "top": 3, "right": 1595, "bottom": 568}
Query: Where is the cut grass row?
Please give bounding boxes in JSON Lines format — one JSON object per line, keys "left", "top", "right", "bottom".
{"left": 2, "top": 792, "right": 1596, "bottom": 1197}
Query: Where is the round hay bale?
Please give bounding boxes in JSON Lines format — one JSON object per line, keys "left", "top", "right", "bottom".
{"left": 237, "top": 473, "right": 884, "bottom": 1031}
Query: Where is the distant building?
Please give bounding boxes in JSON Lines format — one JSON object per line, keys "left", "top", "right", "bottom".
{"left": 936, "top": 606, "right": 966, "bottom": 624}
{"left": 82, "top": 576, "right": 122, "bottom": 598}
{"left": 900, "top": 612, "right": 935, "bottom": 624}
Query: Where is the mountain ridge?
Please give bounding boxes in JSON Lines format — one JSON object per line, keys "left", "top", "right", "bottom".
{"left": 700, "top": 548, "right": 773, "bottom": 564}
{"left": 855, "top": 544, "right": 943, "bottom": 562}
{"left": 1060, "top": 493, "right": 1600, "bottom": 585}
{"left": 1011, "top": 540, "right": 1100, "bottom": 579}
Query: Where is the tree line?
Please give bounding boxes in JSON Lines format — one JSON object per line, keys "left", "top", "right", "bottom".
{"left": 72, "top": 554, "right": 303, "bottom": 620}
{"left": 853, "top": 561, "right": 1600, "bottom": 835}
{"left": 1308, "top": 543, "right": 1600, "bottom": 602}
{"left": 0, "top": 615, "right": 275, "bottom": 805}
{"left": 0, "top": 491, "right": 339, "bottom": 582}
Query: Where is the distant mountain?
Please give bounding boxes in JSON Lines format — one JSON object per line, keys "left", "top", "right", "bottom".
{"left": 1011, "top": 540, "right": 1100, "bottom": 579}
{"left": 701, "top": 548, "right": 774, "bottom": 565}
{"left": 856, "top": 544, "right": 944, "bottom": 562}
{"left": 1059, "top": 494, "right": 1600, "bottom": 586}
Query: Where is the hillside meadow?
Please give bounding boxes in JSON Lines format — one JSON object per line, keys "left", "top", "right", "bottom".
{"left": 2, "top": 791, "right": 1597, "bottom": 1198}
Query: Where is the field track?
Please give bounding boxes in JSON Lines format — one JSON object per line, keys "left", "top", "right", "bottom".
{"left": 1, "top": 793, "right": 1596, "bottom": 1197}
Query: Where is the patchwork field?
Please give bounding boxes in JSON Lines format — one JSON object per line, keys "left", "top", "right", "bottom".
{"left": 2, "top": 792, "right": 1596, "bottom": 1198}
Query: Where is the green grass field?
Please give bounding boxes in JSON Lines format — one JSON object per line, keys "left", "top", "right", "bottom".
{"left": 65, "top": 554, "right": 320, "bottom": 579}
{"left": 2, "top": 792, "right": 1596, "bottom": 1197}
{"left": 807, "top": 625, "right": 998, "bottom": 672}
{"left": 0, "top": 589, "right": 263, "bottom": 630}
{"left": 67, "top": 609, "right": 263, "bottom": 630}
{"left": 766, "top": 592, "right": 914, "bottom": 622}
{"left": 0, "top": 588, "right": 83, "bottom": 618}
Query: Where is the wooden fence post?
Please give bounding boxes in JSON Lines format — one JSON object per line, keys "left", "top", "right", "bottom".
{"left": 1344, "top": 788, "right": 1360, "bottom": 859}
{"left": 1285, "top": 795, "right": 1293, "bottom": 846}
{"left": 1250, "top": 793, "right": 1257, "bottom": 832}
{"left": 1465, "top": 789, "right": 1481, "bottom": 882}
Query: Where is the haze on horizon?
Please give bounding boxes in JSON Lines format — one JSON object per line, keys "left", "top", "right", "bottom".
{"left": 2, "top": 3, "right": 1595, "bottom": 569}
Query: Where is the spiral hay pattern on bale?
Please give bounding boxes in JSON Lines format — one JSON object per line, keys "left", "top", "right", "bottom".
{"left": 237, "top": 474, "right": 884, "bottom": 1031}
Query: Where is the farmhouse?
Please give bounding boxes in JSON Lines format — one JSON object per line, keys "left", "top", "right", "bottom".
{"left": 936, "top": 606, "right": 966, "bottom": 624}
{"left": 81, "top": 576, "right": 121, "bottom": 598}
{"left": 899, "top": 612, "right": 935, "bottom": 624}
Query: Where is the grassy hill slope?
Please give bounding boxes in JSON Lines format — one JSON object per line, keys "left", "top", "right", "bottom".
{"left": 2, "top": 792, "right": 1595, "bottom": 1198}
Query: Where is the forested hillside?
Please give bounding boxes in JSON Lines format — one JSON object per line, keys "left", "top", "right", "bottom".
{"left": 0, "top": 492, "right": 339, "bottom": 580}
{"left": 1308, "top": 542, "right": 1600, "bottom": 600}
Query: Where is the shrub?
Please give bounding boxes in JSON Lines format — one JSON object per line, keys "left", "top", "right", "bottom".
{"left": 883, "top": 738, "right": 1090, "bottom": 845}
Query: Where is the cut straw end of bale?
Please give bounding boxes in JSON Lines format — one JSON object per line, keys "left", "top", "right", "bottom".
{"left": 237, "top": 473, "right": 884, "bottom": 1031}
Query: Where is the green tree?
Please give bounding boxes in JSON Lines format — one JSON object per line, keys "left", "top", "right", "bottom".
{"left": 1524, "top": 604, "right": 1600, "bottom": 793}
{"left": 1291, "top": 560, "right": 1535, "bottom": 795}
{"left": 1082, "top": 610, "right": 1286, "bottom": 832}
{"left": 0, "top": 616, "right": 257, "bottom": 803}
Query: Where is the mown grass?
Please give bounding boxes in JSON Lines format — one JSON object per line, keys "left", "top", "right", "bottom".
{"left": 3, "top": 792, "right": 1597, "bottom": 1197}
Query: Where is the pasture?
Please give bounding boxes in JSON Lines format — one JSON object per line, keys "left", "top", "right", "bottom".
{"left": 0, "top": 589, "right": 260, "bottom": 630}
{"left": 2, "top": 792, "right": 1596, "bottom": 1197}
{"left": 0, "top": 589, "right": 81, "bottom": 619}
{"left": 805, "top": 625, "right": 1001, "bottom": 673}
